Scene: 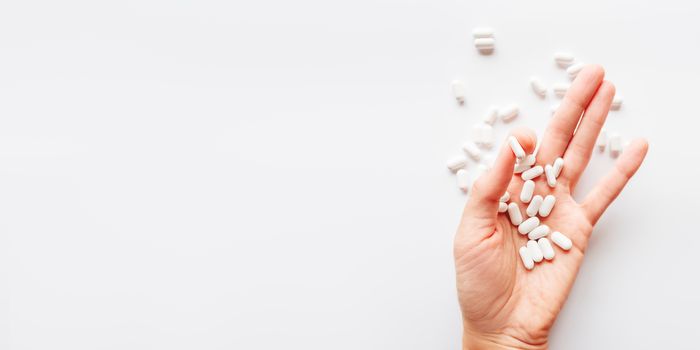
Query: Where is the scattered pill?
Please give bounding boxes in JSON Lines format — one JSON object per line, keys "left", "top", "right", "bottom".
{"left": 528, "top": 224, "right": 550, "bottom": 240}
{"left": 554, "top": 52, "right": 575, "bottom": 68}
{"left": 521, "top": 165, "right": 544, "bottom": 181}
{"left": 538, "top": 195, "right": 556, "bottom": 217}
{"left": 544, "top": 164, "right": 557, "bottom": 187}
{"left": 527, "top": 240, "right": 544, "bottom": 263}
{"left": 462, "top": 141, "right": 482, "bottom": 161}
{"left": 446, "top": 155, "right": 468, "bottom": 172}
{"left": 566, "top": 63, "right": 585, "bottom": 79}
{"left": 518, "top": 216, "right": 540, "bottom": 235}
{"left": 553, "top": 157, "right": 564, "bottom": 178}
{"left": 483, "top": 106, "right": 499, "bottom": 125}
{"left": 473, "top": 123, "right": 494, "bottom": 149}
{"left": 474, "top": 38, "right": 495, "bottom": 53}
{"left": 472, "top": 27, "right": 495, "bottom": 38}
{"left": 526, "top": 195, "right": 543, "bottom": 217}
{"left": 519, "top": 246, "right": 535, "bottom": 270}
{"left": 508, "top": 136, "right": 526, "bottom": 160}
{"left": 609, "top": 133, "right": 622, "bottom": 157}
{"left": 499, "top": 105, "right": 519, "bottom": 122}
{"left": 551, "top": 231, "right": 572, "bottom": 250}
{"left": 520, "top": 180, "right": 535, "bottom": 203}
{"left": 596, "top": 129, "right": 608, "bottom": 152}
{"left": 451, "top": 80, "right": 466, "bottom": 104}
{"left": 499, "top": 191, "right": 510, "bottom": 202}
{"left": 456, "top": 169, "right": 469, "bottom": 192}
{"left": 552, "top": 83, "right": 570, "bottom": 98}
{"left": 611, "top": 95, "right": 623, "bottom": 110}
{"left": 530, "top": 77, "right": 547, "bottom": 98}
{"left": 507, "top": 202, "right": 523, "bottom": 226}
{"left": 514, "top": 162, "right": 531, "bottom": 174}
{"left": 498, "top": 202, "right": 508, "bottom": 213}
{"left": 537, "top": 238, "right": 555, "bottom": 260}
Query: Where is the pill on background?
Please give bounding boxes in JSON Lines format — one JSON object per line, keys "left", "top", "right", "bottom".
{"left": 498, "top": 202, "right": 508, "bottom": 213}
{"left": 528, "top": 224, "right": 550, "bottom": 240}
{"left": 474, "top": 38, "right": 495, "bottom": 52}
{"left": 514, "top": 162, "right": 531, "bottom": 174}
{"left": 499, "top": 105, "right": 519, "bottom": 122}
{"left": 554, "top": 52, "right": 575, "bottom": 68}
{"left": 611, "top": 95, "right": 623, "bottom": 110}
{"left": 527, "top": 240, "right": 544, "bottom": 262}
{"left": 521, "top": 165, "right": 544, "bottom": 181}
{"left": 544, "top": 164, "right": 557, "bottom": 187}
{"left": 530, "top": 77, "right": 547, "bottom": 98}
{"left": 520, "top": 180, "right": 535, "bottom": 203}
{"left": 446, "top": 155, "right": 468, "bottom": 172}
{"left": 538, "top": 195, "right": 556, "bottom": 217}
{"left": 596, "top": 129, "right": 608, "bottom": 152}
{"left": 552, "top": 83, "right": 570, "bottom": 98}
{"left": 553, "top": 157, "right": 564, "bottom": 177}
{"left": 472, "top": 27, "right": 495, "bottom": 38}
{"left": 518, "top": 216, "right": 540, "bottom": 235}
{"left": 483, "top": 106, "right": 499, "bottom": 125}
{"left": 526, "top": 195, "right": 543, "bottom": 217}
{"left": 538, "top": 238, "right": 555, "bottom": 260}
{"left": 473, "top": 123, "right": 494, "bottom": 149}
{"left": 508, "top": 136, "right": 526, "bottom": 159}
{"left": 567, "top": 63, "right": 585, "bottom": 79}
{"left": 551, "top": 231, "right": 573, "bottom": 250}
{"left": 500, "top": 191, "right": 510, "bottom": 202}
{"left": 609, "top": 133, "right": 622, "bottom": 158}
{"left": 456, "top": 169, "right": 470, "bottom": 192}
{"left": 462, "top": 141, "right": 482, "bottom": 161}
{"left": 519, "top": 246, "right": 535, "bottom": 270}
{"left": 452, "top": 80, "right": 466, "bottom": 104}
{"left": 507, "top": 202, "right": 523, "bottom": 226}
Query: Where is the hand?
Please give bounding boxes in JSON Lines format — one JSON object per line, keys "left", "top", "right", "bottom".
{"left": 454, "top": 65, "right": 649, "bottom": 349}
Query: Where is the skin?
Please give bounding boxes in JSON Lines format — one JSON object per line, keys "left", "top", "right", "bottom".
{"left": 454, "top": 65, "right": 649, "bottom": 349}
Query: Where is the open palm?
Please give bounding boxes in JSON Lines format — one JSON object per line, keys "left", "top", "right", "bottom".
{"left": 454, "top": 65, "right": 648, "bottom": 349}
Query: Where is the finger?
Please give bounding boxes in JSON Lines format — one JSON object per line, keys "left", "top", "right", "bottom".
{"left": 463, "top": 128, "right": 537, "bottom": 222}
{"left": 537, "top": 65, "right": 605, "bottom": 165}
{"left": 581, "top": 139, "right": 649, "bottom": 225}
{"left": 560, "top": 80, "right": 616, "bottom": 189}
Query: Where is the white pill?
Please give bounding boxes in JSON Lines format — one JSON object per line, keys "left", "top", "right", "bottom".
{"left": 508, "top": 136, "right": 526, "bottom": 160}
{"left": 473, "top": 123, "right": 494, "bottom": 149}
{"left": 552, "top": 83, "right": 570, "bottom": 98}
{"left": 462, "top": 141, "right": 482, "bottom": 161}
{"left": 527, "top": 240, "right": 544, "bottom": 263}
{"left": 528, "top": 224, "right": 550, "bottom": 240}
{"left": 520, "top": 180, "right": 535, "bottom": 203}
{"left": 518, "top": 216, "right": 540, "bottom": 235}
{"left": 537, "top": 238, "right": 555, "bottom": 260}
{"left": 483, "top": 105, "right": 499, "bottom": 125}
{"left": 567, "top": 63, "right": 585, "bottom": 79}
{"left": 530, "top": 77, "right": 547, "bottom": 98}
{"left": 609, "top": 133, "right": 622, "bottom": 158}
{"left": 456, "top": 169, "right": 470, "bottom": 192}
{"left": 526, "top": 195, "right": 543, "bottom": 217}
{"left": 499, "top": 191, "right": 510, "bottom": 202}
{"left": 523, "top": 154, "right": 537, "bottom": 166}
{"left": 538, "top": 195, "right": 556, "bottom": 217}
{"left": 544, "top": 164, "right": 557, "bottom": 187}
{"left": 521, "top": 165, "right": 544, "bottom": 181}
{"left": 611, "top": 95, "right": 623, "bottom": 110}
{"left": 596, "top": 128, "right": 608, "bottom": 152}
{"left": 446, "top": 155, "right": 467, "bottom": 172}
{"left": 514, "top": 162, "right": 531, "bottom": 174}
{"left": 551, "top": 231, "right": 572, "bottom": 251}
{"left": 507, "top": 202, "right": 523, "bottom": 226}
{"left": 553, "top": 157, "right": 564, "bottom": 178}
{"left": 472, "top": 27, "right": 495, "bottom": 38}
{"left": 474, "top": 38, "right": 495, "bottom": 52}
{"left": 499, "top": 105, "right": 519, "bottom": 122}
{"left": 554, "top": 52, "right": 575, "bottom": 68}
{"left": 519, "top": 246, "right": 535, "bottom": 270}
{"left": 451, "top": 80, "right": 466, "bottom": 104}
{"left": 498, "top": 202, "right": 508, "bottom": 213}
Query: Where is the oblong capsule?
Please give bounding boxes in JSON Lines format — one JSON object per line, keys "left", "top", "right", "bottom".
{"left": 456, "top": 169, "right": 469, "bottom": 192}
{"left": 446, "top": 155, "right": 468, "bottom": 172}
{"left": 609, "top": 133, "right": 622, "bottom": 158}
{"left": 508, "top": 136, "right": 526, "bottom": 160}
{"left": 474, "top": 38, "right": 495, "bottom": 52}
{"left": 528, "top": 224, "right": 550, "bottom": 240}
{"left": 520, "top": 180, "right": 535, "bottom": 203}
{"left": 518, "top": 216, "right": 540, "bottom": 235}
{"left": 472, "top": 27, "right": 495, "bottom": 38}
{"left": 567, "top": 63, "right": 585, "bottom": 79}
{"left": 551, "top": 231, "right": 572, "bottom": 251}
{"left": 527, "top": 240, "right": 544, "bottom": 263}
{"left": 473, "top": 123, "right": 494, "bottom": 149}
{"left": 519, "top": 246, "right": 534, "bottom": 270}
{"left": 538, "top": 195, "right": 556, "bottom": 217}
{"left": 499, "top": 105, "right": 519, "bottom": 122}
{"left": 537, "top": 237, "right": 555, "bottom": 260}
{"left": 554, "top": 52, "right": 575, "bottom": 68}
{"left": 521, "top": 165, "right": 544, "bottom": 181}
{"left": 530, "top": 77, "right": 547, "bottom": 98}
{"left": 611, "top": 95, "right": 623, "bottom": 110}
{"left": 553, "top": 157, "right": 564, "bottom": 178}
{"left": 544, "top": 164, "right": 557, "bottom": 187}
{"left": 483, "top": 105, "right": 499, "bottom": 125}
{"left": 498, "top": 202, "right": 508, "bottom": 213}
{"left": 451, "top": 80, "right": 466, "bottom": 104}
{"left": 462, "top": 141, "right": 482, "bottom": 161}
{"left": 507, "top": 202, "right": 523, "bottom": 226}
{"left": 552, "top": 83, "right": 570, "bottom": 98}
{"left": 596, "top": 129, "right": 607, "bottom": 152}
{"left": 526, "top": 195, "right": 543, "bottom": 217}
{"left": 499, "top": 191, "right": 510, "bottom": 202}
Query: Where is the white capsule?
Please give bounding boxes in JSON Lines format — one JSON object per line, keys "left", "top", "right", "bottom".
{"left": 508, "top": 136, "right": 526, "bottom": 160}
{"left": 518, "top": 216, "right": 540, "bottom": 235}
{"left": 528, "top": 224, "right": 550, "bottom": 240}
{"left": 446, "top": 155, "right": 467, "bottom": 172}
{"left": 474, "top": 38, "right": 495, "bottom": 53}
{"left": 544, "top": 164, "right": 557, "bottom": 187}
{"left": 537, "top": 238, "right": 555, "bottom": 260}
{"left": 520, "top": 180, "right": 535, "bottom": 203}
{"left": 551, "top": 231, "right": 572, "bottom": 251}
{"left": 473, "top": 123, "right": 494, "bottom": 149}
{"left": 523, "top": 154, "right": 536, "bottom": 166}
{"left": 553, "top": 157, "right": 564, "bottom": 178}
{"left": 530, "top": 77, "right": 547, "bottom": 98}
{"left": 498, "top": 202, "right": 508, "bottom": 213}
{"left": 527, "top": 240, "right": 544, "bottom": 263}
{"left": 554, "top": 52, "right": 575, "bottom": 68}
{"left": 567, "top": 62, "right": 585, "bottom": 79}
{"left": 507, "top": 202, "right": 523, "bottom": 226}
{"left": 456, "top": 169, "right": 469, "bottom": 192}
{"left": 514, "top": 162, "right": 531, "bottom": 174}
{"left": 521, "top": 165, "right": 544, "bottom": 181}
{"left": 609, "top": 133, "right": 622, "bottom": 158}
{"left": 451, "top": 80, "right": 466, "bottom": 104}
{"left": 483, "top": 105, "right": 499, "bottom": 125}
{"left": 499, "top": 105, "right": 519, "bottom": 122}
{"left": 538, "top": 195, "right": 556, "bottom": 217}
{"left": 462, "top": 141, "right": 482, "bottom": 161}
{"left": 552, "top": 83, "right": 570, "bottom": 98}
{"left": 519, "top": 246, "right": 535, "bottom": 270}
{"left": 526, "top": 195, "right": 543, "bottom": 217}
{"left": 472, "top": 27, "right": 495, "bottom": 38}
{"left": 596, "top": 129, "right": 608, "bottom": 152}
{"left": 611, "top": 95, "right": 623, "bottom": 110}
{"left": 499, "top": 191, "right": 510, "bottom": 202}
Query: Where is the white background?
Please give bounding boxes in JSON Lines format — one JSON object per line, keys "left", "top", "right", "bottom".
{"left": 0, "top": 0, "right": 698, "bottom": 349}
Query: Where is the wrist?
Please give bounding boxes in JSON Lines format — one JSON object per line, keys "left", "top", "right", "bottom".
{"left": 463, "top": 329, "right": 548, "bottom": 350}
